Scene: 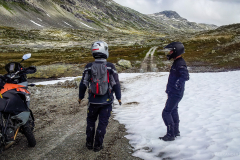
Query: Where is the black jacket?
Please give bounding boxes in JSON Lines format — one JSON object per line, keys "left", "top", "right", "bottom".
{"left": 166, "top": 57, "right": 189, "bottom": 97}
{"left": 79, "top": 60, "right": 121, "bottom": 104}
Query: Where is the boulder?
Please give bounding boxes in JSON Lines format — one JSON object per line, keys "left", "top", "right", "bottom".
{"left": 117, "top": 59, "right": 132, "bottom": 69}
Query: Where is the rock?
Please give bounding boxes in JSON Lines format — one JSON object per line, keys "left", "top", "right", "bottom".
{"left": 212, "top": 50, "right": 216, "bottom": 54}
{"left": 117, "top": 59, "right": 132, "bottom": 69}
{"left": 135, "top": 61, "right": 141, "bottom": 64}
{"left": 115, "top": 65, "right": 123, "bottom": 73}
{"left": 66, "top": 0, "right": 76, "bottom": 5}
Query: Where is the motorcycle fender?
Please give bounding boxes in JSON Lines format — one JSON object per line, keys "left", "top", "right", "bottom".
{"left": 11, "top": 111, "right": 30, "bottom": 126}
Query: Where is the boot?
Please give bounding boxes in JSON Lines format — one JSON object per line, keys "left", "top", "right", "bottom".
{"left": 93, "top": 145, "right": 103, "bottom": 152}
{"left": 86, "top": 142, "right": 93, "bottom": 150}
{"left": 159, "top": 124, "right": 175, "bottom": 141}
{"left": 174, "top": 123, "right": 180, "bottom": 137}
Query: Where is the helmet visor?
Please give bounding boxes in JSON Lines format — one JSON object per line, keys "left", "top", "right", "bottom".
{"left": 162, "top": 48, "right": 173, "bottom": 52}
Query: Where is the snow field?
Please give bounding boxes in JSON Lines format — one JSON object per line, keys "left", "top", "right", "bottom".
{"left": 113, "top": 71, "right": 240, "bottom": 160}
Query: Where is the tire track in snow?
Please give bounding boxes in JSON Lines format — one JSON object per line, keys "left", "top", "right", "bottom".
{"left": 140, "top": 46, "right": 158, "bottom": 72}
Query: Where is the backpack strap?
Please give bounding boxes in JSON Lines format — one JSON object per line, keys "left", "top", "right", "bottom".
{"left": 83, "top": 64, "right": 92, "bottom": 87}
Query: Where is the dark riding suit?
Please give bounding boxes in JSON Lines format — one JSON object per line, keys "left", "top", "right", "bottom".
{"left": 162, "top": 57, "right": 189, "bottom": 134}
{"left": 79, "top": 59, "right": 121, "bottom": 148}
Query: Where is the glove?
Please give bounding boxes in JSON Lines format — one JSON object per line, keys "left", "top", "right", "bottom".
{"left": 78, "top": 99, "right": 81, "bottom": 104}
{"left": 118, "top": 99, "right": 122, "bottom": 106}
{"left": 175, "top": 80, "right": 181, "bottom": 90}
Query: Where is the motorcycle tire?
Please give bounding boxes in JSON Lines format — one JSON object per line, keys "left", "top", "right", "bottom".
{"left": 22, "top": 123, "right": 36, "bottom": 147}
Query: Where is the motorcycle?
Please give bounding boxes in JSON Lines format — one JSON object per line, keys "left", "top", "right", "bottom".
{"left": 0, "top": 53, "right": 37, "bottom": 152}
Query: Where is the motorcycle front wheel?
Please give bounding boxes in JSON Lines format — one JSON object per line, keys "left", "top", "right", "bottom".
{"left": 22, "top": 118, "right": 36, "bottom": 147}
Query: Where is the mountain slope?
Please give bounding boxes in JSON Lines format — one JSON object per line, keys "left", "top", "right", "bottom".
{"left": 0, "top": 0, "right": 167, "bottom": 33}
{"left": 148, "top": 10, "right": 218, "bottom": 32}
{"left": 0, "top": 0, "right": 217, "bottom": 33}
{"left": 0, "top": 0, "right": 101, "bottom": 30}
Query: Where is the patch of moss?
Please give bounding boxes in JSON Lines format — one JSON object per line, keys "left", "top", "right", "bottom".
{"left": 27, "top": 64, "right": 82, "bottom": 79}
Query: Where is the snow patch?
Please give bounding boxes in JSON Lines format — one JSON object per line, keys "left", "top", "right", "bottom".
{"left": 63, "top": 21, "right": 73, "bottom": 27}
{"left": 33, "top": 71, "right": 240, "bottom": 160}
{"left": 114, "top": 71, "right": 240, "bottom": 160}
{"left": 46, "top": 14, "right": 50, "bottom": 17}
{"left": 80, "top": 22, "right": 93, "bottom": 29}
{"left": 34, "top": 77, "right": 81, "bottom": 85}
{"left": 30, "top": 20, "right": 43, "bottom": 27}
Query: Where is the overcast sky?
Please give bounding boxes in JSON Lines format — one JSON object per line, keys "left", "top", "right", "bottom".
{"left": 113, "top": 0, "right": 240, "bottom": 26}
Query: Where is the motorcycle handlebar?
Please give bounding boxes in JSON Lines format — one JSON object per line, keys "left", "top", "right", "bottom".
{"left": 9, "top": 66, "right": 36, "bottom": 79}
{"left": 10, "top": 71, "right": 20, "bottom": 79}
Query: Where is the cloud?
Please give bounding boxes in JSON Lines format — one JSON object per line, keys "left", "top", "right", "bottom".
{"left": 113, "top": 0, "right": 240, "bottom": 26}
{"left": 210, "top": 0, "right": 240, "bottom": 3}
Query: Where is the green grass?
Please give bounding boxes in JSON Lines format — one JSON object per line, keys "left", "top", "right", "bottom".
{"left": 0, "top": 45, "right": 152, "bottom": 75}
{"left": 183, "top": 36, "right": 240, "bottom": 70}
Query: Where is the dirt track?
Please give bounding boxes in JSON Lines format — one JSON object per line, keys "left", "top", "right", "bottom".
{"left": 0, "top": 80, "right": 142, "bottom": 160}
{"left": 140, "top": 46, "right": 158, "bottom": 72}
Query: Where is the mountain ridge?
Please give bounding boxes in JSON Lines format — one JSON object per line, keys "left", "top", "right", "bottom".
{"left": 0, "top": 0, "right": 217, "bottom": 33}
{"left": 148, "top": 10, "right": 218, "bottom": 31}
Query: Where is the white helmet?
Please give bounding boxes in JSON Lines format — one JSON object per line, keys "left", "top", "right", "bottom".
{"left": 91, "top": 41, "right": 109, "bottom": 59}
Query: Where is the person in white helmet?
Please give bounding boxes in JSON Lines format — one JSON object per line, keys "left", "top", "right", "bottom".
{"left": 78, "top": 41, "right": 121, "bottom": 152}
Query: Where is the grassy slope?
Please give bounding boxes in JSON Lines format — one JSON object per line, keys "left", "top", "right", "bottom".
{"left": 1, "top": 24, "right": 240, "bottom": 76}
{"left": 183, "top": 24, "right": 240, "bottom": 70}
{"left": 154, "top": 24, "right": 240, "bottom": 71}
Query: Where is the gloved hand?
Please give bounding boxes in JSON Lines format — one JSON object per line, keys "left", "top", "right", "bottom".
{"left": 175, "top": 80, "right": 181, "bottom": 90}
{"left": 118, "top": 99, "right": 122, "bottom": 106}
{"left": 78, "top": 99, "right": 81, "bottom": 104}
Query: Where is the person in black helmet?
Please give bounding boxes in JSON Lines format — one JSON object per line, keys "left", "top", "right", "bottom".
{"left": 78, "top": 41, "right": 122, "bottom": 152}
{"left": 159, "top": 42, "right": 189, "bottom": 141}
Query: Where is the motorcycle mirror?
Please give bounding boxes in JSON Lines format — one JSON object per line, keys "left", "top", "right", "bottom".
{"left": 22, "top": 53, "right": 31, "bottom": 60}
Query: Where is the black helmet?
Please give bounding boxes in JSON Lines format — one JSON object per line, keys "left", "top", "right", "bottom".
{"left": 164, "top": 42, "right": 185, "bottom": 60}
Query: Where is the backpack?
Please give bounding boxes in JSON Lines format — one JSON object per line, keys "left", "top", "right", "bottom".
{"left": 89, "top": 62, "right": 109, "bottom": 95}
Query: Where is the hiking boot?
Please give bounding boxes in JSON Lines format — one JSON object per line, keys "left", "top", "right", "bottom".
{"left": 174, "top": 123, "right": 180, "bottom": 137}
{"left": 159, "top": 134, "right": 175, "bottom": 141}
{"left": 175, "top": 132, "right": 180, "bottom": 137}
{"left": 159, "top": 124, "right": 175, "bottom": 141}
{"left": 93, "top": 145, "right": 103, "bottom": 152}
{"left": 86, "top": 142, "right": 93, "bottom": 150}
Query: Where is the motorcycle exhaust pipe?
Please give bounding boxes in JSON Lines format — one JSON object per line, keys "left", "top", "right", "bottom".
{"left": 14, "top": 128, "right": 20, "bottom": 140}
